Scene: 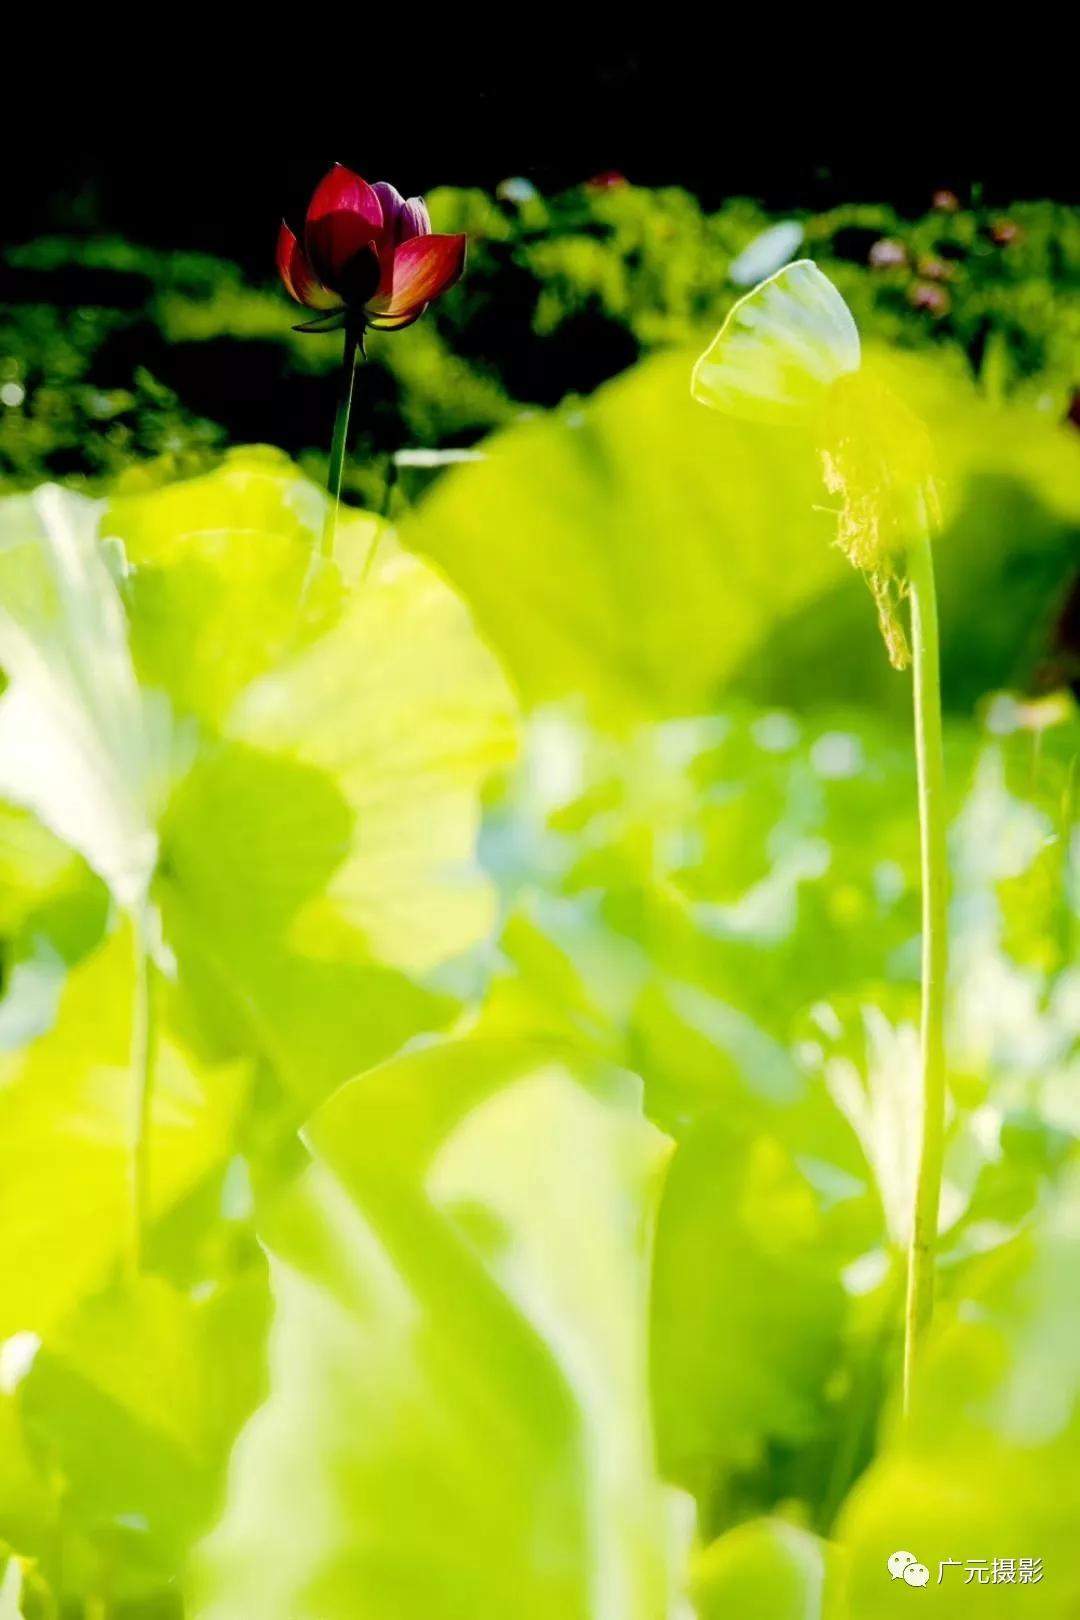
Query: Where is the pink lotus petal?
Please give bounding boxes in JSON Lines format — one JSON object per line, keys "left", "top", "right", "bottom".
{"left": 276, "top": 221, "right": 339, "bottom": 310}
{"left": 401, "top": 197, "right": 431, "bottom": 240}
{"left": 368, "top": 234, "right": 467, "bottom": 320}
{"left": 372, "top": 181, "right": 431, "bottom": 249}
{"left": 305, "top": 164, "right": 384, "bottom": 293}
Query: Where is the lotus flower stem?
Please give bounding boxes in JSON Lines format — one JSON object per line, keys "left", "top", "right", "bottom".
{"left": 321, "top": 325, "right": 363, "bottom": 560}
{"left": 902, "top": 497, "right": 948, "bottom": 1413}
{"left": 129, "top": 899, "right": 157, "bottom": 1274}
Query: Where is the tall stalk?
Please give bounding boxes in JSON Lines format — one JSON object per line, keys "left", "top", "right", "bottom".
{"left": 129, "top": 898, "right": 157, "bottom": 1275}
{"left": 321, "top": 324, "right": 363, "bottom": 560}
{"left": 902, "top": 499, "right": 949, "bottom": 1413}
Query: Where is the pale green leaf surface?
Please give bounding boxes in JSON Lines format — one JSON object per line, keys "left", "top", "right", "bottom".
{"left": 692, "top": 260, "right": 860, "bottom": 423}
{"left": 0, "top": 925, "right": 245, "bottom": 1337}
{"left": 0, "top": 1559, "right": 25, "bottom": 1620}
{"left": 194, "top": 1041, "right": 690, "bottom": 1620}
{"left": 402, "top": 349, "right": 837, "bottom": 721}
{"left": 0, "top": 455, "right": 520, "bottom": 1100}
{"left": 158, "top": 741, "right": 454, "bottom": 1103}
{"left": 229, "top": 543, "right": 517, "bottom": 975}
{"left": 0, "top": 486, "right": 187, "bottom": 909}
{"left": 106, "top": 448, "right": 340, "bottom": 728}
{"left": 404, "top": 347, "right": 1079, "bottom": 721}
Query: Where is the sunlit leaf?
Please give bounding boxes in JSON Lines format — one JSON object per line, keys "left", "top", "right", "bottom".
{"left": 692, "top": 260, "right": 860, "bottom": 423}
{"left": 159, "top": 741, "right": 454, "bottom": 1105}
{"left": 0, "top": 924, "right": 245, "bottom": 1337}
{"left": 106, "top": 447, "right": 335, "bottom": 728}
{"left": 0, "top": 1557, "right": 26, "bottom": 1620}
{"left": 1, "top": 461, "right": 518, "bottom": 1106}
{"left": 403, "top": 350, "right": 838, "bottom": 721}
{"left": 19, "top": 1274, "right": 268, "bottom": 1585}
{"left": 228, "top": 542, "right": 517, "bottom": 977}
{"left": 0, "top": 487, "right": 187, "bottom": 909}
{"left": 193, "top": 1041, "right": 690, "bottom": 1620}
{"left": 0, "top": 803, "right": 108, "bottom": 1049}
{"left": 405, "top": 345, "right": 1079, "bottom": 721}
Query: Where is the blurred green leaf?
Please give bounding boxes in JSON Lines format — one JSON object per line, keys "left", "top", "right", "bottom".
{"left": 159, "top": 741, "right": 453, "bottom": 1106}
{"left": 651, "top": 1115, "right": 846, "bottom": 1511}
{"left": 405, "top": 348, "right": 1080, "bottom": 722}
{"left": 107, "top": 447, "right": 332, "bottom": 728}
{"left": 692, "top": 259, "right": 860, "bottom": 423}
{"left": 193, "top": 1040, "right": 690, "bottom": 1620}
{"left": 0, "top": 802, "right": 108, "bottom": 1049}
{"left": 0, "top": 459, "right": 518, "bottom": 1111}
{"left": 0, "top": 486, "right": 187, "bottom": 909}
{"left": 694, "top": 1519, "right": 843, "bottom": 1619}
{"left": 839, "top": 1174, "right": 1080, "bottom": 1615}
{"left": 737, "top": 350, "right": 1080, "bottom": 716}
{"left": 226, "top": 537, "right": 516, "bottom": 978}
{"left": 403, "top": 349, "right": 835, "bottom": 721}
{"left": 119, "top": 457, "right": 519, "bottom": 1100}
{"left": 19, "top": 1273, "right": 267, "bottom": 1585}
{"left": 0, "top": 923, "right": 245, "bottom": 1337}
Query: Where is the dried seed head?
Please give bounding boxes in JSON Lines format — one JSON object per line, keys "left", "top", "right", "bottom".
{"left": 818, "top": 371, "right": 939, "bottom": 670}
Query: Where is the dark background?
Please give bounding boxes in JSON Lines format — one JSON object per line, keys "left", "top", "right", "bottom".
{"left": 5, "top": 55, "right": 1074, "bottom": 271}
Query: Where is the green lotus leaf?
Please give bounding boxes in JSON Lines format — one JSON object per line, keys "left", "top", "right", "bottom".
{"left": 18, "top": 1273, "right": 268, "bottom": 1588}
{"left": 0, "top": 923, "right": 245, "bottom": 1338}
{"left": 0, "top": 485, "right": 188, "bottom": 910}
{"left": 838, "top": 1174, "right": 1080, "bottom": 1616}
{"left": 193, "top": 1040, "right": 690, "bottom": 1620}
{"left": 694, "top": 1519, "right": 844, "bottom": 1619}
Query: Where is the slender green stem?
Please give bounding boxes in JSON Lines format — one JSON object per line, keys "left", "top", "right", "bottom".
{"left": 902, "top": 503, "right": 949, "bottom": 1414}
{"left": 321, "top": 324, "right": 363, "bottom": 560}
{"left": 129, "top": 899, "right": 157, "bottom": 1275}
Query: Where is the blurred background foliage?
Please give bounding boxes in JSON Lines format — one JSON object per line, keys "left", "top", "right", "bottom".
{"left": 0, "top": 160, "right": 1078, "bottom": 1618}
{"left": 2, "top": 182, "right": 1078, "bottom": 506}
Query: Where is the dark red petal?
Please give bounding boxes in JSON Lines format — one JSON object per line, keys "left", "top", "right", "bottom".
{"left": 335, "top": 242, "right": 382, "bottom": 308}
{"left": 276, "top": 220, "right": 338, "bottom": 310}
{"left": 367, "top": 234, "right": 467, "bottom": 320}
{"left": 304, "top": 164, "right": 384, "bottom": 294}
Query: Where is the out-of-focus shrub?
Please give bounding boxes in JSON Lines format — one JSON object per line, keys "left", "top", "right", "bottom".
{"left": 2, "top": 190, "right": 1076, "bottom": 495}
